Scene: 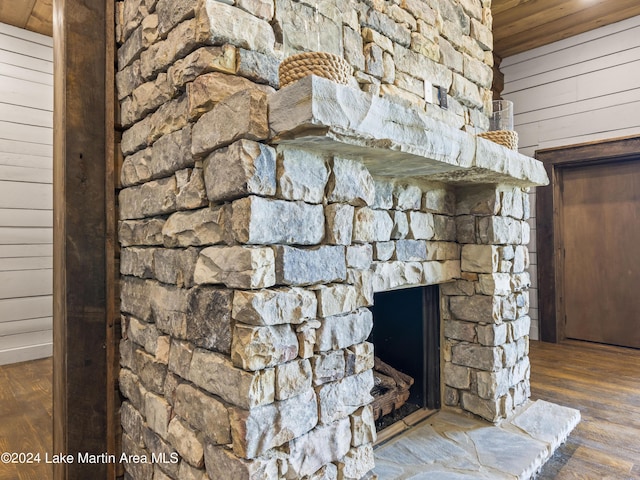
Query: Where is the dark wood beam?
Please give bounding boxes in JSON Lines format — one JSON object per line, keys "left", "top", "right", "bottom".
{"left": 53, "top": 0, "right": 117, "bottom": 478}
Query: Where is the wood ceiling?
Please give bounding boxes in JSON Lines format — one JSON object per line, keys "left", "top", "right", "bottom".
{"left": 1, "top": 0, "right": 640, "bottom": 58}
{"left": 0, "top": 0, "right": 52, "bottom": 37}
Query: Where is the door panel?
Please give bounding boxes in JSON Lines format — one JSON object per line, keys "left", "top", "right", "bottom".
{"left": 561, "top": 158, "right": 640, "bottom": 348}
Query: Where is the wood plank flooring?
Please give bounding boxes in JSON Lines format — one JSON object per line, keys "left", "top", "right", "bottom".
{"left": 0, "top": 357, "right": 52, "bottom": 480}
{"left": 0, "top": 342, "right": 639, "bottom": 479}
{"left": 531, "top": 340, "right": 640, "bottom": 479}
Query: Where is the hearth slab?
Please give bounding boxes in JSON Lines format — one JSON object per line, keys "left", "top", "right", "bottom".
{"left": 373, "top": 400, "right": 580, "bottom": 479}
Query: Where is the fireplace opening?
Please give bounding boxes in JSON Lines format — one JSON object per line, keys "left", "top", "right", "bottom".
{"left": 368, "top": 285, "right": 441, "bottom": 431}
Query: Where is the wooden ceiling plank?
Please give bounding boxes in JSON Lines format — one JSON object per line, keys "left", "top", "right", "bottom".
{"left": 493, "top": 0, "right": 582, "bottom": 25}
{"left": 24, "top": 0, "right": 53, "bottom": 37}
{"left": 497, "top": 2, "right": 640, "bottom": 57}
{"left": 491, "top": 0, "right": 537, "bottom": 16}
{"left": 0, "top": 0, "right": 38, "bottom": 30}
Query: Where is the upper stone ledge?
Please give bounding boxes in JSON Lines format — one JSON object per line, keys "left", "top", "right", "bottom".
{"left": 268, "top": 76, "right": 549, "bottom": 188}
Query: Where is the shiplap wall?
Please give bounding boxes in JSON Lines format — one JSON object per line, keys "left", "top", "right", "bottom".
{"left": 501, "top": 15, "right": 640, "bottom": 340}
{"left": 0, "top": 22, "right": 53, "bottom": 364}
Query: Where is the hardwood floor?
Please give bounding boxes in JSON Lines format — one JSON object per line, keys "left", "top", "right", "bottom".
{"left": 0, "top": 357, "right": 52, "bottom": 480}
{"left": 0, "top": 342, "right": 638, "bottom": 479}
{"left": 531, "top": 340, "right": 640, "bottom": 479}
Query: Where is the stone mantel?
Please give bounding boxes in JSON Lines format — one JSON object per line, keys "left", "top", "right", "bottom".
{"left": 269, "top": 75, "right": 549, "bottom": 188}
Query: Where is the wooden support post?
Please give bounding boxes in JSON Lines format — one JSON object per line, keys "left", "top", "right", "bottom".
{"left": 53, "top": 0, "right": 117, "bottom": 478}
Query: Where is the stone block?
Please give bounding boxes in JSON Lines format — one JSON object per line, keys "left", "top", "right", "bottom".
{"left": 277, "top": 147, "right": 329, "bottom": 204}
{"left": 121, "top": 401, "right": 145, "bottom": 446}
{"left": 178, "top": 461, "right": 209, "bottom": 480}
{"left": 274, "top": 0, "right": 342, "bottom": 55}
{"left": 315, "top": 308, "right": 373, "bottom": 352}
{"left": 443, "top": 362, "right": 471, "bottom": 390}
{"left": 314, "top": 284, "right": 363, "bottom": 318}
{"left": 122, "top": 433, "right": 154, "bottom": 479}
{"left": 162, "top": 207, "right": 227, "bottom": 248}
{"left": 168, "top": 45, "right": 237, "bottom": 89}
{"left": 229, "top": 389, "right": 318, "bottom": 459}
{"left": 343, "top": 25, "right": 365, "bottom": 71}
{"left": 392, "top": 182, "right": 422, "bottom": 210}
{"left": 189, "top": 348, "right": 275, "bottom": 409}
{"left": 449, "top": 294, "right": 499, "bottom": 323}
{"left": 511, "top": 315, "right": 531, "bottom": 341}
{"left": 408, "top": 211, "right": 435, "bottom": 240}
{"left": 316, "top": 370, "right": 374, "bottom": 424}
{"left": 121, "top": 276, "right": 154, "bottom": 322}
{"left": 145, "top": 391, "right": 172, "bottom": 438}
{"left": 364, "top": 42, "right": 384, "bottom": 78}
{"left": 120, "top": 368, "right": 148, "bottom": 413}
{"left": 325, "top": 203, "right": 355, "bottom": 246}
{"left": 443, "top": 319, "right": 476, "bottom": 343}
{"left": 197, "top": 0, "right": 275, "bottom": 55}
{"left": 327, "top": 157, "right": 376, "bottom": 207}
{"left": 156, "top": 0, "right": 197, "bottom": 37}
{"left": 451, "top": 344, "right": 502, "bottom": 372}
{"left": 175, "top": 167, "right": 207, "bottom": 210}
{"left": 204, "top": 140, "right": 276, "bottom": 202}
{"left": 371, "top": 178, "right": 394, "bottom": 209}
{"left": 353, "top": 207, "right": 393, "bottom": 243}
{"left": 187, "top": 72, "right": 272, "bottom": 119}
{"left": 168, "top": 338, "right": 194, "bottom": 379}
{"left": 127, "top": 315, "right": 159, "bottom": 355}
{"left": 232, "top": 287, "right": 317, "bottom": 326}
{"left": 120, "top": 247, "right": 155, "bottom": 279}
{"left": 477, "top": 323, "right": 508, "bottom": 346}
{"left": 204, "top": 445, "right": 278, "bottom": 480}
{"left": 460, "top": 391, "right": 501, "bottom": 422}
{"left": 140, "top": 19, "right": 200, "bottom": 80}
{"left": 116, "top": 59, "right": 142, "bottom": 100}
{"left": 346, "top": 244, "right": 373, "bottom": 270}
{"left": 345, "top": 342, "right": 374, "bottom": 376}
{"left": 477, "top": 216, "right": 523, "bottom": 245}
{"left": 236, "top": 47, "right": 280, "bottom": 86}
{"left": 350, "top": 405, "right": 376, "bottom": 447}
{"left": 120, "top": 218, "right": 165, "bottom": 246}
{"left": 143, "top": 428, "right": 180, "bottom": 477}
{"left": 135, "top": 348, "right": 167, "bottom": 394}
{"left": 286, "top": 418, "right": 352, "bottom": 478}
{"left": 167, "top": 416, "right": 205, "bottom": 467}
{"left": 232, "top": 323, "right": 298, "bottom": 371}
{"left": 174, "top": 383, "right": 231, "bottom": 445}
{"left": 192, "top": 89, "right": 269, "bottom": 157}
{"left": 395, "top": 239, "right": 427, "bottom": 261}
{"left": 296, "top": 320, "right": 321, "bottom": 360}
{"left": 433, "top": 215, "right": 457, "bottom": 241}
{"left": 455, "top": 215, "right": 476, "bottom": 244}
{"left": 337, "top": 444, "right": 375, "bottom": 480}
{"left": 230, "top": 196, "right": 324, "bottom": 245}
{"left": 194, "top": 246, "right": 276, "bottom": 289}
{"left": 275, "top": 359, "right": 313, "bottom": 400}
{"left": 461, "top": 244, "right": 499, "bottom": 273}
{"left": 152, "top": 247, "right": 198, "bottom": 287}
{"left": 371, "top": 261, "right": 423, "bottom": 292}
{"left": 374, "top": 241, "right": 395, "bottom": 261}
{"left": 119, "top": 176, "right": 177, "bottom": 220}
{"left": 150, "top": 282, "right": 189, "bottom": 337}
{"left": 311, "top": 350, "right": 346, "bottom": 386}
{"left": 478, "top": 273, "right": 512, "bottom": 296}
{"left": 391, "top": 211, "right": 409, "bottom": 239}
{"left": 275, "top": 245, "right": 347, "bottom": 286}
{"left": 123, "top": 73, "right": 175, "bottom": 126}
{"left": 186, "top": 287, "right": 233, "bottom": 353}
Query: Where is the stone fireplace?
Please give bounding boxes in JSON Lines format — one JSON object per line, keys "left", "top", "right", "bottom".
{"left": 114, "top": 0, "right": 565, "bottom": 479}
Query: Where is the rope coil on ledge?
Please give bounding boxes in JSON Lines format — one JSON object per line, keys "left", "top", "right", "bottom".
{"left": 478, "top": 130, "right": 519, "bottom": 151}
{"left": 279, "top": 52, "right": 352, "bottom": 89}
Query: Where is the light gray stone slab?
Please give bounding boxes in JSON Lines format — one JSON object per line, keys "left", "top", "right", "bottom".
{"left": 268, "top": 76, "right": 548, "bottom": 187}
{"left": 509, "top": 399, "right": 581, "bottom": 451}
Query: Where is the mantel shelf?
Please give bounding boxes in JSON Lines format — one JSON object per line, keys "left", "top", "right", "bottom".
{"left": 268, "top": 75, "right": 549, "bottom": 188}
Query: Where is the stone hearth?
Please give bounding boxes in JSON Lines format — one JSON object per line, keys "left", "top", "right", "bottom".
{"left": 115, "top": 1, "right": 578, "bottom": 478}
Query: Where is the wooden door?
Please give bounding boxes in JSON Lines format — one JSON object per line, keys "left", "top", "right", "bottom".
{"left": 561, "top": 158, "right": 640, "bottom": 348}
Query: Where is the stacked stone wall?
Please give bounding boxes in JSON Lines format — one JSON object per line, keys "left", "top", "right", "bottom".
{"left": 115, "top": 1, "right": 530, "bottom": 479}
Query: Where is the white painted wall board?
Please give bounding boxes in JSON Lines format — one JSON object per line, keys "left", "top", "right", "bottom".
{"left": 0, "top": 49, "right": 52, "bottom": 75}
{"left": 0, "top": 329, "right": 53, "bottom": 350}
{"left": 0, "top": 256, "right": 52, "bottom": 271}
{"left": 0, "top": 121, "right": 52, "bottom": 145}
{"left": 0, "top": 165, "right": 52, "bottom": 184}
{"left": 0, "top": 343, "right": 52, "bottom": 365}
{"left": 0, "top": 317, "right": 51, "bottom": 336}
{"left": 0, "top": 227, "right": 53, "bottom": 245}
{"left": 0, "top": 33, "right": 53, "bottom": 61}
{"left": 0, "top": 62, "right": 53, "bottom": 85}
{"left": 0, "top": 209, "right": 53, "bottom": 227}
{"left": 0, "top": 296, "right": 52, "bottom": 322}
{"left": 0, "top": 152, "right": 52, "bottom": 169}
{"left": 0, "top": 244, "right": 52, "bottom": 258}
{"left": 0, "top": 22, "right": 53, "bottom": 47}
{"left": 0, "top": 181, "right": 52, "bottom": 209}
{"left": 0, "top": 269, "right": 52, "bottom": 299}
{"left": 0, "top": 103, "right": 54, "bottom": 127}
{"left": 0, "top": 139, "right": 52, "bottom": 157}
{"left": 0, "top": 76, "right": 54, "bottom": 111}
